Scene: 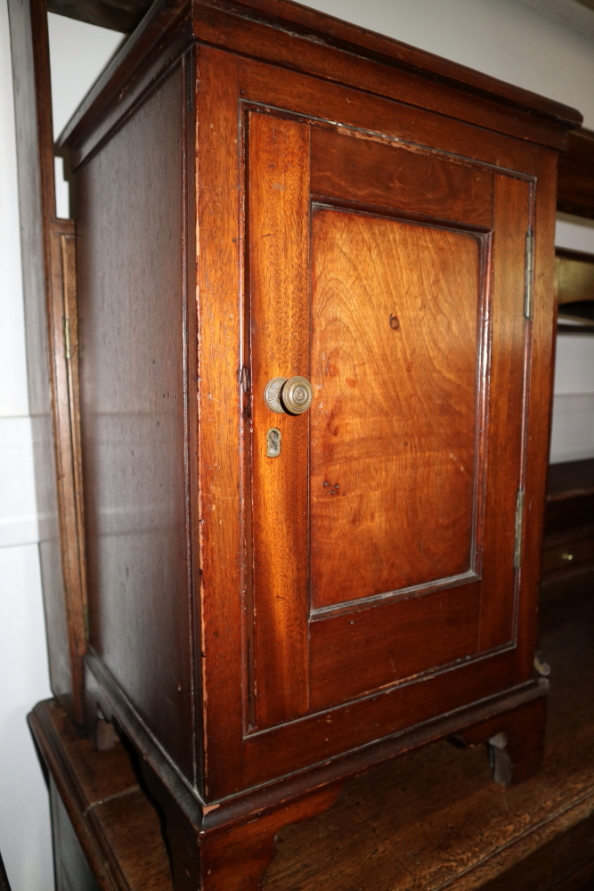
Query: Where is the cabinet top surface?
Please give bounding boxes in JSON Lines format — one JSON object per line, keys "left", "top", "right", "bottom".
{"left": 58, "top": 0, "right": 581, "bottom": 150}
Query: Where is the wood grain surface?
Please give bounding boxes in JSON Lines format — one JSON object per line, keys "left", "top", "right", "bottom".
{"left": 245, "top": 100, "right": 532, "bottom": 749}
{"left": 248, "top": 111, "right": 312, "bottom": 730}
{"left": 476, "top": 173, "right": 529, "bottom": 656}
{"left": 310, "top": 209, "right": 480, "bottom": 608}
{"left": 76, "top": 62, "right": 195, "bottom": 781}
{"left": 58, "top": 0, "right": 580, "bottom": 157}
{"left": 311, "top": 127, "right": 493, "bottom": 228}
{"left": 31, "top": 3, "right": 576, "bottom": 886}
{"left": 32, "top": 576, "right": 594, "bottom": 890}
{"left": 29, "top": 700, "right": 173, "bottom": 891}
{"left": 63, "top": 30, "right": 557, "bottom": 813}
{"left": 263, "top": 578, "right": 594, "bottom": 891}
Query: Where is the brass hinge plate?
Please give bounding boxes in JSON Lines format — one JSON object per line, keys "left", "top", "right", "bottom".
{"left": 514, "top": 488, "right": 525, "bottom": 569}
{"left": 524, "top": 231, "right": 534, "bottom": 320}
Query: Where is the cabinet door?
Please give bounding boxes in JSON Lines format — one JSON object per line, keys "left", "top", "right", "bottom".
{"left": 247, "top": 109, "right": 530, "bottom": 732}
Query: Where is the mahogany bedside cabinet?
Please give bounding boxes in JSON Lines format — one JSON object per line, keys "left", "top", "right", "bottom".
{"left": 9, "top": 0, "right": 582, "bottom": 887}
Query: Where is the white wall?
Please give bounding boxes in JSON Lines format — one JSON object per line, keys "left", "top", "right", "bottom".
{"left": 0, "top": 0, "right": 51, "bottom": 886}
{"left": 307, "top": 0, "right": 594, "bottom": 127}
{"left": 1, "top": 1, "right": 593, "bottom": 887}
{"left": 551, "top": 216, "right": 594, "bottom": 462}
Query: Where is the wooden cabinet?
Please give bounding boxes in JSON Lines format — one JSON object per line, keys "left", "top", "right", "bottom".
{"left": 10, "top": 0, "right": 582, "bottom": 887}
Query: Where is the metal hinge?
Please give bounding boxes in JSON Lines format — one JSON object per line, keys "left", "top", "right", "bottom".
{"left": 513, "top": 488, "right": 525, "bottom": 569}
{"left": 63, "top": 316, "right": 71, "bottom": 360}
{"left": 524, "top": 231, "right": 534, "bottom": 319}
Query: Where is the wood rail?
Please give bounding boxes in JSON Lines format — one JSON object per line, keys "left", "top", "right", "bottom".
{"left": 47, "top": 0, "right": 148, "bottom": 33}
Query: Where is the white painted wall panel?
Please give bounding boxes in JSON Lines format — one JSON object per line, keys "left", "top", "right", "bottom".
{"left": 0, "top": 0, "right": 29, "bottom": 420}
{"left": 47, "top": 12, "right": 124, "bottom": 139}
{"left": 556, "top": 216, "right": 594, "bottom": 254}
{"left": 0, "top": 417, "right": 39, "bottom": 547}
{"left": 552, "top": 217, "right": 594, "bottom": 464}
{"left": 550, "top": 394, "right": 594, "bottom": 463}
{"left": 0, "top": 544, "right": 52, "bottom": 891}
{"left": 554, "top": 337, "right": 594, "bottom": 395}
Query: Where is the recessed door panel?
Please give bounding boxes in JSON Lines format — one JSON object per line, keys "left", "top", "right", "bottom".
{"left": 309, "top": 581, "right": 481, "bottom": 710}
{"left": 310, "top": 208, "right": 481, "bottom": 610}
{"left": 247, "top": 108, "right": 527, "bottom": 732}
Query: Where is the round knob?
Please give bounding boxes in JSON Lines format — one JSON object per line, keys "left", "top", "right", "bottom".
{"left": 264, "top": 376, "right": 314, "bottom": 414}
{"left": 263, "top": 377, "right": 286, "bottom": 414}
{"left": 281, "top": 376, "right": 313, "bottom": 414}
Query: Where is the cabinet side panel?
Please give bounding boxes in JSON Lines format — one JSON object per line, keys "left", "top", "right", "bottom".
{"left": 76, "top": 64, "right": 194, "bottom": 780}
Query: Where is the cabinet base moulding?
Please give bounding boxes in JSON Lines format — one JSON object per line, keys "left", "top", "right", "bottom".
{"left": 30, "top": 679, "right": 548, "bottom": 891}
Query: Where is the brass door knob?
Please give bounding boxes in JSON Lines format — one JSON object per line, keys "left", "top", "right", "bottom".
{"left": 283, "top": 376, "right": 313, "bottom": 414}
{"left": 264, "top": 376, "right": 313, "bottom": 415}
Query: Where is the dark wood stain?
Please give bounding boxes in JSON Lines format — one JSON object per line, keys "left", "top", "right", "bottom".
{"left": 542, "top": 459, "right": 594, "bottom": 586}
{"left": 47, "top": 0, "right": 146, "bottom": 33}
{"left": 557, "top": 127, "right": 594, "bottom": 220}
{"left": 11, "top": 0, "right": 583, "bottom": 887}
{"left": 30, "top": 699, "right": 173, "bottom": 890}
{"left": 76, "top": 61, "right": 195, "bottom": 782}
{"left": 265, "top": 578, "right": 594, "bottom": 890}
{"left": 30, "top": 576, "right": 594, "bottom": 890}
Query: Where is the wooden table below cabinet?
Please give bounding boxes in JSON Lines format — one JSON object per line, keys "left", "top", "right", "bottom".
{"left": 30, "top": 576, "right": 594, "bottom": 891}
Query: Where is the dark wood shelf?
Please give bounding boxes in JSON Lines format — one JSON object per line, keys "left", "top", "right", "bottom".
{"left": 47, "top": 0, "right": 146, "bottom": 33}
{"left": 543, "top": 461, "right": 594, "bottom": 581}
{"left": 30, "top": 577, "right": 594, "bottom": 891}
{"left": 556, "top": 247, "right": 594, "bottom": 334}
{"left": 548, "top": 459, "right": 594, "bottom": 502}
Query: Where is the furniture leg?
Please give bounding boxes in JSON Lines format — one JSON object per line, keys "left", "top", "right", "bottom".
{"left": 138, "top": 760, "right": 342, "bottom": 891}
{"left": 453, "top": 690, "right": 548, "bottom": 786}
